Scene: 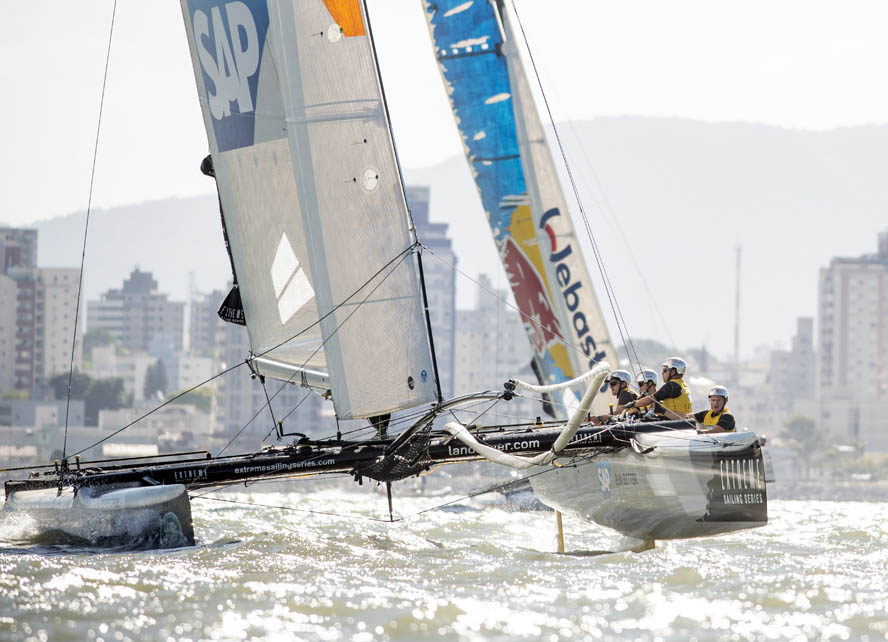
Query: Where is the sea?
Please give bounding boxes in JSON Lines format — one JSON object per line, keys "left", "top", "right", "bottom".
{"left": 1, "top": 476, "right": 886, "bottom": 642}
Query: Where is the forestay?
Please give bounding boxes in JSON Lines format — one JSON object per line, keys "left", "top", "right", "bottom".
{"left": 181, "top": 0, "right": 437, "bottom": 419}
{"left": 422, "top": 0, "right": 617, "bottom": 417}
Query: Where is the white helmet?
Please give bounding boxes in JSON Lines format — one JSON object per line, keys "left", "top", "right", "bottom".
{"left": 661, "top": 357, "right": 687, "bottom": 377}
{"left": 636, "top": 369, "right": 658, "bottom": 385}
{"left": 607, "top": 370, "right": 633, "bottom": 387}
{"left": 708, "top": 385, "right": 729, "bottom": 401}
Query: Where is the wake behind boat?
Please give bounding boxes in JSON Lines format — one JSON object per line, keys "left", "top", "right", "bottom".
{"left": 3, "top": 0, "right": 767, "bottom": 549}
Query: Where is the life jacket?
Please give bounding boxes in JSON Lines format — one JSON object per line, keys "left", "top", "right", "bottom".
{"left": 661, "top": 376, "right": 692, "bottom": 415}
{"left": 702, "top": 407, "right": 733, "bottom": 430}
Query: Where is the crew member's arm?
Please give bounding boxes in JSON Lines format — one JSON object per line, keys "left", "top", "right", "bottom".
{"left": 614, "top": 390, "right": 638, "bottom": 415}
{"left": 692, "top": 410, "right": 708, "bottom": 432}
{"left": 625, "top": 382, "right": 683, "bottom": 420}
{"left": 660, "top": 407, "right": 687, "bottom": 421}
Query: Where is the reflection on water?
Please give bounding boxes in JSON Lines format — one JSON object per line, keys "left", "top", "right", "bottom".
{"left": 1, "top": 482, "right": 887, "bottom": 641}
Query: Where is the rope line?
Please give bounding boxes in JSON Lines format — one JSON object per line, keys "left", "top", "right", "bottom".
{"left": 62, "top": 0, "right": 119, "bottom": 463}
{"left": 508, "top": 0, "right": 642, "bottom": 375}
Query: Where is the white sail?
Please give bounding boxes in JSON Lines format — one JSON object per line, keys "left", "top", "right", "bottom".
{"left": 181, "top": 0, "right": 437, "bottom": 419}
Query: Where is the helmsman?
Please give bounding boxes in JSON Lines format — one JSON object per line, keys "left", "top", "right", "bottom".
{"left": 691, "top": 385, "right": 735, "bottom": 433}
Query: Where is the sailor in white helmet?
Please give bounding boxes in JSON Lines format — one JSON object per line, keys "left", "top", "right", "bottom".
{"left": 632, "top": 369, "right": 659, "bottom": 420}
{"left": 591, "top": 370, "right": 638, "bottom": 425}
{"left": 624, "top": 357, "right": 692, "bottom": 420}
{"left": 691, "top": 385, "right": 735, "bottom": 433}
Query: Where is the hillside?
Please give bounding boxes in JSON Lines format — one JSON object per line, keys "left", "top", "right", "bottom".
{"left": 28, "top": 117, "right": 888, "bottom": 358}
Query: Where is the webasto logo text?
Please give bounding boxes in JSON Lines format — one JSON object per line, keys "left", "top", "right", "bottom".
{"left": 540, "top": 207, "right": 607, "bottom": 367}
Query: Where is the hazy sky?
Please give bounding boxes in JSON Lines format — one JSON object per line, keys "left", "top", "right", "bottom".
{"left": 3, "top": 0, "right": 886, "bottom": 226}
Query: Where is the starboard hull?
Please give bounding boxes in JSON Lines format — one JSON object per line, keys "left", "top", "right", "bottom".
{"left": 529, "top": 430, "right": 768, "bottom": 540}
{"left": 3, "top": 483, "right": 194, "bottom": 549}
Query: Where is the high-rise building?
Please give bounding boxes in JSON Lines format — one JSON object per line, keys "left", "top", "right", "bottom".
{"left": 1, "top": 229, "right": 82, "bottom": 391}
{"left": 87, "top": 268, "right": 185, "bottom": 354}
{"left": 818, "top": 231, "right": 888, "bottom": 399}
{"left": 454, "top": 275, "right": 540, "bottom": 421}
{"left": 0, "top": 228, "right": 37, "bottom": 274}
{"left": 769, "top": 317, "right": 816, "bottom": 414}
{"left": 0, "top": 274, "right": 16, "bottom": 393}
{"left": 36, "top": 268, "right": 83, "bottom": 382}
{"left": 1, "top": 228, "right": 38, "bottom": 391}
{"left": 405, "top": 185, "right": 456, "bottom": 398}
{"left": 190, "top": 289, "right": 226, "bottom": 357}
{"left": 814, "top": 231, "right": 888, "bottom": 451}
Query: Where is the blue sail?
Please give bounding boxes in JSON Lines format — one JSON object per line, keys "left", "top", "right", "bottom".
{"left": 423, "top": 0, "right": 616, "bottom": 416}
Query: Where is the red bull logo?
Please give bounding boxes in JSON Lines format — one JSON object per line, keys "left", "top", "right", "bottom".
{"left": 503, "top": 238, "right": 561, "bottom": 353}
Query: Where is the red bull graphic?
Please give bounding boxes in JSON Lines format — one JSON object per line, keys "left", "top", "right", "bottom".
{"left": 503, "top": 238, "right": 561, "bottom": 354}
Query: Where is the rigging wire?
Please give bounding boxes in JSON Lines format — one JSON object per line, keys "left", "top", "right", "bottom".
{"left": 262, "top": 389, "right": 313, "bottom": 442}
{"left": 508, "top": 0, "right": 643, "bottom": 375}
{"left": 70, "top": 243, "right": 417, "bottom": 461}
{"left": 561, "top": 119, "right": 679, "bottom": 351}
{"left": 222, "top": 250, "right": 413, "bottom": 456}
{"left": 70, "top": 360, "right": 247, "bottom": 458}
{"left": 61, "top": 0, "right": 119, "bottom": 463}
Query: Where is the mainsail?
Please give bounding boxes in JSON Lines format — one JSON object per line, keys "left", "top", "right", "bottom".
{"left": 422, "top": 0, "right": 617, "bottom": 416}
{"left": 181, "top": 0, "right": 438, "bottom": 419}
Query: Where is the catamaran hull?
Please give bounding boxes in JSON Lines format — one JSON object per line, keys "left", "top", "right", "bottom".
{"left": 4, "top": 484, "right": 194, "bottom": 549}
{"left": 529, "top": 430, "right": 768, "bottom": 540}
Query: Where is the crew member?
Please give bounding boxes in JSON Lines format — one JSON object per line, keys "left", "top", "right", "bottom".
{"left": 591, "top": 370, "right": 638, "bottom": 424}
{"left": 632, "top": 369, "right": 659, "bottom": 420}
{"left": 692, "top": 385, "right": 735, "bottom": 433}
{"left": 624, "top": 357, "right": 692, "bottom": 420}
{"left": 636, "top": 369, "right": 658, "bottom": 397}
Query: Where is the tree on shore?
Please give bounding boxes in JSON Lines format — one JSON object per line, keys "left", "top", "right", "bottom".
{"left": 784, "top": 416, "right": 831, "bottom": 478}
{"left": 144, "top": 359, "right": 168, "bottom": 400}
{"left": 85, "top": 378, "right": 131, "bottom": 425}
{"left": 48, "top": 372, "right": 132, "bottom": 425}
{"left": 48, "top": 371, "right": 92, "bottom": 400}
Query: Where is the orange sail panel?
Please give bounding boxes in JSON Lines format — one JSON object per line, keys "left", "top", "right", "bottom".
{"left": 322, "top": 0, "right": 365, "bottom": 36}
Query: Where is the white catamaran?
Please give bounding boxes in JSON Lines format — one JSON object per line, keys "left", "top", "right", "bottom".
{"left": 2, "top": 0, "right": 767, "bottom": 549}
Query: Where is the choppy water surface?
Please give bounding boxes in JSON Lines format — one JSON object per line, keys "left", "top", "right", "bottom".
{"left": 1, "top": 481, "right": 886, "bottom": 642}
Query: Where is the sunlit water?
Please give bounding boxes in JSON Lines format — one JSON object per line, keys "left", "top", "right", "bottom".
{"left": 1, "top": 480, "right": 886, "bottom": 642}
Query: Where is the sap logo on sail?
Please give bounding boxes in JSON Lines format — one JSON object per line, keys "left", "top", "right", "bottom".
{"left": 187, "top": 0, "right": 269, "bottom": 152}
{"left": 271, "top": 233, "right": 315, "bottom": 324}
{"left": 540, "top": 208, "right": 607, "bottom": 367}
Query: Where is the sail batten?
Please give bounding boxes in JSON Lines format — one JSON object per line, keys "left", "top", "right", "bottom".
{"left": 182, "top": 0, "right": 437, "bottom": 419}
